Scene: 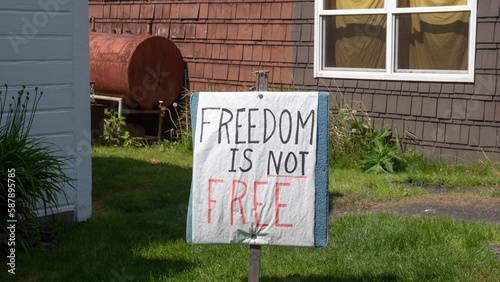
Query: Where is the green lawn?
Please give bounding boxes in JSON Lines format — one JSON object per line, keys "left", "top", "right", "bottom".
{"left": 330, "top": 158, "right": 500, "bottom": 210}
{"left": 2, "top": 146, "right": 499, "bottom": 281}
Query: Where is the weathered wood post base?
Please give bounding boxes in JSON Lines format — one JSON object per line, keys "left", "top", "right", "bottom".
{"left": 255, "top": 70, "right": 269, "bottom": 92}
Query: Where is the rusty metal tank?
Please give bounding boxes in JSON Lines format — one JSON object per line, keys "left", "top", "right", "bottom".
{"left": 89, "top": 32, "right": 184, "bottom": 109}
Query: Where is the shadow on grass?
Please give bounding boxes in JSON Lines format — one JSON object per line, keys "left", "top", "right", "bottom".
{"left": 258, "top": 274, "right": 401, "bottom": 281}
{"left": 92, "top": 156, "right": 192, "bottom": 240}
{"left": 100, "top": 258, "right": 195, "bottom": 281}
{"left": 329, "top": 191, "right": 343, "bottom": 219}
{"left": 1, "top": 150, "right": 198, "bottom": 281}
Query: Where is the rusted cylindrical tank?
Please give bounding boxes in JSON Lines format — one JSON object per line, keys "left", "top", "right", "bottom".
{"left": 89, "top": 33, "right": 184, "bottom": 109}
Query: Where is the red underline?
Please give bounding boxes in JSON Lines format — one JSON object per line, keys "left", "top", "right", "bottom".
{"left": 267, "top": 175, "right": 308, "bottom": 179}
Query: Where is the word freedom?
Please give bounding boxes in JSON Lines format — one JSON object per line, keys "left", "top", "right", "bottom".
{"left": 199, "top": 107, "right": 315, "bottom": 146}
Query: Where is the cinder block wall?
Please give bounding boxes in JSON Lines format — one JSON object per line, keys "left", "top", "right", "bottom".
{"left": 88, "top": 0, "right": 500, "bottom": 160}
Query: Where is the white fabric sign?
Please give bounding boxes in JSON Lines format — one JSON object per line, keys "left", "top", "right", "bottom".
{"left": 191, "top": 92, "right": 318, "bottom": 246}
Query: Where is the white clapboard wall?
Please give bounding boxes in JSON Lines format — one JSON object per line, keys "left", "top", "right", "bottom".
{"left": 0, "top": 0, "right": 91, "bottom": 221}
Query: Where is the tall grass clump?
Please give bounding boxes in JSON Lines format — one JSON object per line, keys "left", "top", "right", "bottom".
{"left": 0, "top": 85, "right": 73, "bottom": 254}
{"left": 160, "top": 91, "right": 193, "bottom": 152}
{"left": 329, "top": 97, "right": 421, "bottom": 173}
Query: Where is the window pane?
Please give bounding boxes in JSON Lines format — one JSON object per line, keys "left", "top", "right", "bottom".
{"left": 324, "top": 15, "right": 386, "bottom": 69}
{"left": 397, "top": 0, "right": 467, "bottom": 8}
{"left": 397, "top": 12, "right": 469, "bottom": 70}
{"left": 325, "top": 0, "right": 384, "bottom": 10}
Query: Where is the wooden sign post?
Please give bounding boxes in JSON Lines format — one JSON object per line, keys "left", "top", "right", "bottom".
{"left": 248, "top": 70, "right": 269, "bottom": 282}
{"left": 186, "top": 72, "right": 330, "bottom": 281}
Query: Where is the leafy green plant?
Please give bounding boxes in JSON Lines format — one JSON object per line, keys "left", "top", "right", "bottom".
{"left": 102, "top": 108, "right": 146, "bottom": 147}
{"left": 355, "top": 124, "right": 403, "bottom": 173}
{"left": 103, "top": 108, "right": 128, "bottom": 144}
{"left": 0, "top": 85, "right": 73, "bottom": 254}
{"left": 359, "top": 137, "right": 402, "bottom": 173}
{"left": 330, "top": 99, "right": 417, "bottom": 173}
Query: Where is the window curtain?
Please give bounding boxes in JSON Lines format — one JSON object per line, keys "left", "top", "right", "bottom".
{"left": 325, "top": 0, "right": 386, "bottom": 68}
{"left": 399, "top": 0, "right": 469, "bottom": 70}
{"left": 325, "top": 0, "right": 384, "bottom": 9}
{"left": 326, "top": 0, "right": 468, "bottom": 70}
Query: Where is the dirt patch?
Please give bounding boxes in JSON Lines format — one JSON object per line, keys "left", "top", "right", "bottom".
{"left": 330, "top": 185, "right": 500, "bottom": 225}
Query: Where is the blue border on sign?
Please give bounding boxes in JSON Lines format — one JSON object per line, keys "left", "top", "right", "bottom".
{"left": 186, "top": 93, "right": 199, "bottom": 244}
{"left": 314, "top": 92, "right": 330, "bottom": 247}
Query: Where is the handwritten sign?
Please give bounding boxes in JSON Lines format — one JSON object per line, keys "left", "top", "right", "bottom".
{"left": 187, "top": 92, "right": 329, "bottom": 247}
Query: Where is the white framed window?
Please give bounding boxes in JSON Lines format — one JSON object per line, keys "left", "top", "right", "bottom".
{"left": 314, "top": 0, "right": 477, "bottom": 82}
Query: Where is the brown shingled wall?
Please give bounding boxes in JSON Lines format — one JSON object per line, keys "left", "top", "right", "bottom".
{"left": 88, "top": 0, "right": 500, "bottom": 160}
{"left": 89, "top": 0, "right": 298, "bottom": 92}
